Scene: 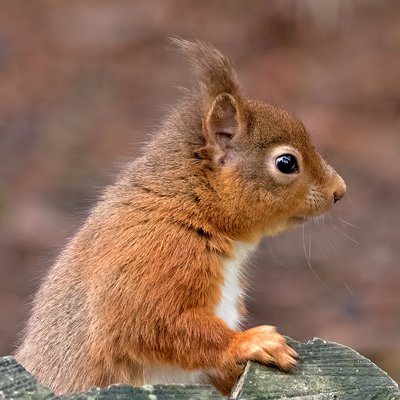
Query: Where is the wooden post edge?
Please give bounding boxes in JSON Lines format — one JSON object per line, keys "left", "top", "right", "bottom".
{"left": 1, "top": 338, "right": 398, "bottom": 399}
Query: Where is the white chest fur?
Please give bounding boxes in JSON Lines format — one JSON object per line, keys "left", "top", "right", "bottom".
{"left": 215, "top": 242, "right": 256, "bottom": 329}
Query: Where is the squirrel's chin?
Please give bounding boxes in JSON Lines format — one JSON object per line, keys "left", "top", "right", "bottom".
{"left": 289, "top": 215, "right": 309, "bottom": 224}
{"left": 263, "top": 217, "right": 307, "bottom": 237}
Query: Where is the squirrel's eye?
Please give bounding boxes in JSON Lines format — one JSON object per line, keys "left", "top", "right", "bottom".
{"left": 275, "top": 154, "right": 299, "bottom": 174}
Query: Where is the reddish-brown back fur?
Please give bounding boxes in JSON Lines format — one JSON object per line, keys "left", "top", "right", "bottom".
{"left": 15, "top": 39, "right": 345, "bottom": 396}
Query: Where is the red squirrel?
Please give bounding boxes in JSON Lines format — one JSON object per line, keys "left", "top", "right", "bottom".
{"left": 16, "top": 39, "right": 346, "bottom": 396}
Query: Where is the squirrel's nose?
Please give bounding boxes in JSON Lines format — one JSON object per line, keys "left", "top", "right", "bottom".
{"left": 333, "top": 175, "right": 346, "bottom": 203}
{"left": 333, "top": 190, "right": 344, "bottom": 203}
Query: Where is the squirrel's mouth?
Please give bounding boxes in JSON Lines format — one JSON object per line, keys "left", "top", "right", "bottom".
{"left": 290, "top": 215, "right": 308, "bottom": 224}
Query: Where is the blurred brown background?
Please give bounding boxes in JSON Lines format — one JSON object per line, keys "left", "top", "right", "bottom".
{"left": 0, "top": 0, "right": 399, "bottom": 382}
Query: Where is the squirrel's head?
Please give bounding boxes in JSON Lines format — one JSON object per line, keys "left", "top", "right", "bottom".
{"left": 174, "top": 39, "right": 346, "bottom": 241}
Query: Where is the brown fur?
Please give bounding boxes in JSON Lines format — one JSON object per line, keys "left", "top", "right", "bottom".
{"left": 15, "top": 39, "right": 346, "bottom": 396}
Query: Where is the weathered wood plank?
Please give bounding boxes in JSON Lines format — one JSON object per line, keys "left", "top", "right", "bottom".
{"left": 1, "top": 338, "right": 399, "bottom": 399}
{"left": 63, "top": 384, "right": 224, "bottom": 400}
{"left": 0, "top": 356, "right": 223, "bottom": 400}
{"left": 0, "top": 356, "right": 56, "bottom": 400}
{"left": 232, "top": 338, "right": 400, "bottom": 399}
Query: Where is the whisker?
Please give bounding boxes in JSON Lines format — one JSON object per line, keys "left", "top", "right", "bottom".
{"left": 312, "top": 218, "right": 317, "bottom": 228}
{"left": 315, "top": 226, "right": 328, "bottom": 257}
{"left": 338, "top": 217, "right": 360, "bottom": 229}
{"left": 338, "top": 229, "right": 360, "bottom": 245}
{"left": 306, "top": 191, "right": 357, "bottom": 295}
{"left": 302, "top": 225, "right": 328, "bottom": 287}
{"left": 328, "top": 214, "right": 360, "bottom": 245}
{"left": 346, "top": 195, "right": 354, "bottom": 206}
{"left": 337, "top": 272, "right": 354, "bottom": 296}
{"left": 321, "top": 216, "right": 338, "bottom": 256}
{"left": 266, "top": 243, "right": 290, "bottom": 270}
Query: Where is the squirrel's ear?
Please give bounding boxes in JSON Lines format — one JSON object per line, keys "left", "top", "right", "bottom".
{"left": 204, "top": 92, "right": 246, "bottom": 163}
{"left": 172, "top": 38, "right": 247, "bottom": 163}
{"left": 171, "top": 38, "right": 241, "bottom": 100}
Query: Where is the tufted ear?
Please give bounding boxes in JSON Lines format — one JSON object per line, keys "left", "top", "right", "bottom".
{"left": 172, "top": 38, "right": 241, "bottom": 100}
{"left": 204, "top": 92, "right": 246, "bottom": 165}
{"left": 172, "top": 38, "right": 247, "bottom": 164}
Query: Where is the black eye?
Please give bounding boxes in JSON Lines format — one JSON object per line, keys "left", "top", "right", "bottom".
{"left": 275, "top": 154, "right": 299, "bottom": 174}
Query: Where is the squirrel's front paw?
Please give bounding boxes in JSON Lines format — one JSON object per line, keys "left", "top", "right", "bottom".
{"left": 229, "top": 325, "right": 298, "bottom": 371}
